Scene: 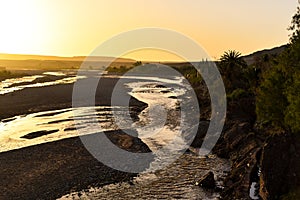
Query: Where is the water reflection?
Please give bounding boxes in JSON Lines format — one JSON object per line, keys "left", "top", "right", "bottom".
{"left": 0, "top": 106, "right": 133, "bottom": 152}
{"left": 0, "top": 71, "right": 86, "bottom": 95}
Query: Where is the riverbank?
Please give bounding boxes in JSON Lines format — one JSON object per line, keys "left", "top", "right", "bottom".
{"left": 59, "top": 154, "right": 230, "bottom": 199}
{"left": 0, "top": 75, "right": 150, "bottom": 199}
{"left": 2, "top": 72, "right": 283, "bottom": 200}
{"left": 0, "top": 130, "right": 151, "bottom": 200}
{"left": 210, "top": 94, "right": 300, "bottom": 200}
{"left": 0, "top": 74, "right": 241, "bottom": 199}
{"left": 0, "top": 76, "right": 146, "bottom": 120}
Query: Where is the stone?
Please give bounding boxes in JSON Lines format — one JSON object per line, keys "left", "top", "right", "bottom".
{"left": 198, "top": 171, "right": 216, "bottom": 189}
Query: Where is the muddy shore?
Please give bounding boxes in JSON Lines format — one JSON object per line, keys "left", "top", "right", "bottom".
{"left": 0, "top": 77, "right": 146, "bottom": 120}
{"left": 0, "top": 77, "right": 150, "bottom": 199}
{"left": 0, "top": 130, "right": 151, "bottom": 200}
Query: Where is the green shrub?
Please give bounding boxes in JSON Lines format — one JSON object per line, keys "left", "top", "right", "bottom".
{"left": 0, "top": 70, "right": 27, "bottom": 81}
{"left": 227, "top": 88, "right": 249, "bottom": 100}
{"left": 256, "top": 3, "right": 300, "bottom": 133}
{"left": 281, "top": 187, "right": 300, "bottom": 200}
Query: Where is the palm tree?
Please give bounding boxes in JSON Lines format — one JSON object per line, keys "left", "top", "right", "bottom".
{"left": 219, "top": 50, "right": 247, "bottom": 91}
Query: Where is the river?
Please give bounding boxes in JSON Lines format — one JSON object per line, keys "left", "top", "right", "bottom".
{"left": 0, "top": 71, "right": 230, "bottom": 199}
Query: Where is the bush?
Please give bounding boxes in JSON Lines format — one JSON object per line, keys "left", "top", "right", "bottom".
{"left": 281, "top": 187, "right": 300, "bottom": 200}
{"left": 227, "top": 88, "right": 249, "bottom": 100}
{"left": 256, "top": 4, "right": 300, "bottom": 133}
{"left": 0, "top": 70, "right": 26, "bottom": 81}
{"left": 256, "top": 66, "right": 288, "bottom": 128}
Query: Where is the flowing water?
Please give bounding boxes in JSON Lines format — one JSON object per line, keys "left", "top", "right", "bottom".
{"left": 0, "top": 71, "right": 85, "bottom": 95}
{"left": 60, "top": 154, "right": 229, "bottom": 200}
{"left": 0, "top": 72, "right": 230, "bottom": 199}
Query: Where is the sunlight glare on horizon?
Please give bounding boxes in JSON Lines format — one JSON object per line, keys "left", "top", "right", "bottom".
{"left": 0, "top": 1, "right": 50, "bottom": 54}
{"left": 0, "top": 0, "right": 298, "bottom": 61}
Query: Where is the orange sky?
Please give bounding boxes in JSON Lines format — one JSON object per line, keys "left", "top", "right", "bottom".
{"left": 0, "top": 0, "right": 298, "bottom": 61}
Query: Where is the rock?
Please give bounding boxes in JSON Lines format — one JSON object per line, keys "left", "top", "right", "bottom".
{"left": 198, "top": 171, "right": 216, "bottom": 189}
{"left": 260, "top": 134, "right": 300, "bottom": 199}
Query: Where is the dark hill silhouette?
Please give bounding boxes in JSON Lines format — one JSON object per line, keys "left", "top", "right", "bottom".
{"left": 242, "top": 44, "right": 287, "bottom": 65}
{"left": 0, "top": 53, "right": 135, "bottom": 62}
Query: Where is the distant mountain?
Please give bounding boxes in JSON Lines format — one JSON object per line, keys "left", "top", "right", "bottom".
{"left": 0, "top": 45, "right": 288, "bottom": 69}
{"left": 242, "top": 44, "right": 287, "bottom": 65}
{"left": 0, "top": 53, "right": 135, "bottom": 63}
{"left": 0, "top": 53, "right": 136, "bottom": 70}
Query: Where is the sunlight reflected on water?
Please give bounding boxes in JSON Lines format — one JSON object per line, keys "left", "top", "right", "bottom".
{"left": 0, "top": 72, "right": 86, "bottom": 95}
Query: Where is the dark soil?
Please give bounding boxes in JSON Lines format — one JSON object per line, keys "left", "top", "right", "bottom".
{"left": 0, "top": 77, "right": 147, "bottom": 120}
{"left": 0, "top": 130, "right": 151, "bottom": 200}
{"left": 0, "top": 76, "right": 150, "bottom": 200}
{"left": 5, "top": 75, "right": 67, "bottom": 88}
{"left": 20, "top": 129, "right": 59, "bottom": 139}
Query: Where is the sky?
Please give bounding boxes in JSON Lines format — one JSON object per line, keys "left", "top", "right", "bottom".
{"left": 0, "top": 0, "right": 298, "bottom": 61}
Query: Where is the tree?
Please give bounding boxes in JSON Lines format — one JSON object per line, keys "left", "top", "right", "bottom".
{"left": 285, "top": 71, "right": 300, "bottom": 133}
{"left": 256, "top": 67, "right": 288, "bottom": 128}
{"left": 133, "top": 61, "right": 142, "bottom": 67}
{"left": 284, "top": 4, "right": 300, "bottom": 133}
{"left": 219, "top": 50, "right": 248, "bottom": 92}
{"left": 256, "top": 2, "right": 300, "bottom": 133}
{"left": 289, "top": 4, "right": 300, "bottom": 42}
